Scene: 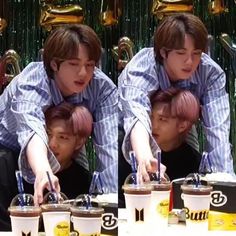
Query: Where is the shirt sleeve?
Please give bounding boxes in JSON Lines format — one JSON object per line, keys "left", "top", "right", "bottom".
{"left": 200, "top": 62, "right": 234, "bottom": 173}
{"left": 118, "top": 48, "right": 160, "bottom": 162}
{"left": 92, "top": 71, "right": 118, "bottom": 193}
{"left": 11, "top": 63, "right": 60, "bottom": 183}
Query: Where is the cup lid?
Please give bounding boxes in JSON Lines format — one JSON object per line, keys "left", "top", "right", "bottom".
{"left": 181, "top": 173, "right": 213, "bottom": 193}
{"left": 122, "top": 173, "right": 152, "bottom": 192}
{"left": 146, "top": 172, "right": 171, "bottom": 190}
{"left": 9, "top": 193, "right": 35, "bottom": 207}
{"left": 70, "top": 206, "right": 104, "bottom": 215}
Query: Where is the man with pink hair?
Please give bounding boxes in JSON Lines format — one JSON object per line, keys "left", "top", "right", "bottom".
{"left": 150, "top": 87, "right": 201, "bottom": 180}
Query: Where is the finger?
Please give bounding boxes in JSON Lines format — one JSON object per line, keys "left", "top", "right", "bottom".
{"left": 150, "top": 158, "right": 158, "bottom": 172}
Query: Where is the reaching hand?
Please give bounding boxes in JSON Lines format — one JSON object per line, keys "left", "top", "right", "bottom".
{"left": 33, "top": 171, "right": 60, "bottom": 205}
{"left": 137, "top": 157, "right": 166, "bottom": 183}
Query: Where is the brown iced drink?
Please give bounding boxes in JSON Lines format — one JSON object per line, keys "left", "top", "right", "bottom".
{"left": 8, "top": 206, "right": 41, "bottom": 217}
{"left": 123, "top": 185, "right": 152, "bottom": 195}
{"left": 70, "top": 206, "right": 104, "bottom": 218}
{"left": 181, "top": 184, "right": 213, "bottom": 195}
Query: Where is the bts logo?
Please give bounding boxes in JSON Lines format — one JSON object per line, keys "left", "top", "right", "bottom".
{"left": 102, "top": 213, "right": 118, "bottom": 230}
{"left": 135, "top": 208, "right": 144, "bottom": 222}
{"left": 211, "top": 191, "right": 227, "bottom": 207}
{"left": 22, "top": 232, "right": 31, "bottom": 236}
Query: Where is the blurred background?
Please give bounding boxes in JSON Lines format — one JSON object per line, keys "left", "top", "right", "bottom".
{"left": 0, "top": 0, "right": 235, "bottom": 171}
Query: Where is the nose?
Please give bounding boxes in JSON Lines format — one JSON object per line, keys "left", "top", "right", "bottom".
{"left": 49, "top": 136, "right": 58, "bottom": 151}
{"left": 78, "top": 65, "right": 87, "bottom": 77}
{"left": 185, "top": 54, "right": 193, "bottom": 65}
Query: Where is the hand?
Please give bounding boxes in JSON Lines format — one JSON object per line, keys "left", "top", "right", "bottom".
{"left": 33, "top": 171, "right": 60, "bottom": 205}
{"left": 137, "top": 157, "right": 166, "bottom": 183}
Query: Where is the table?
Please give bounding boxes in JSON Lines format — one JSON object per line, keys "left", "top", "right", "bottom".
{"left": 118, "top": 208, "right": 236, "bottom": 236}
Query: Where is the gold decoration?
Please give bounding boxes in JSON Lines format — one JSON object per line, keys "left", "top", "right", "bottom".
{"left": 40, "top": 3, "right": 84, "bottom": 31}
{"left": 220, "top": 33, "right": 236, "bottom": 75}
{"left": 112, "top": 37, "right": 134, "bottom": 70}
{"left": 0, "top": 18, "right": 7, "bottom": 34}
{"left": 100, "top": 0, "right": 122, "bottom": 26}
{"left": 208, "top": 0, "right": 228, "bottom": 15}
{"left": 152, "top": 0, "right": 193, "bottom": 20}
{"left": 0, "top": 50, "right": 21, "bottom": 93}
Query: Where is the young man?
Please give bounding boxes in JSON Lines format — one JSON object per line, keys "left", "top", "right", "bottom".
{"left": 118, "top": 13, "right": 235, "bottom": 180}
{"left": 0, "top": 102, "right": 92, "bottom": 230}
{"left": 118, "top": 88, "right": 201, "bottom": 207}
{"left": 0, "top": 24, "right": 118, "bottom": 205}
{"left": 150, "top": 88, "right": 201, "bottom": 180}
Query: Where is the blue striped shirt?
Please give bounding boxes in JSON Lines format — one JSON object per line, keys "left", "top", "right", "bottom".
{"left": 0, "top": 62, "right": 118, "bottom": 192}
{"left": 118, "top": 47, "right": 234, "bottom": 174}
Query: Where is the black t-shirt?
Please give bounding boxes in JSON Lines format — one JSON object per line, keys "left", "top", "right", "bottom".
{"left": 161, "top": 142, "right": 201, "bottom": 181}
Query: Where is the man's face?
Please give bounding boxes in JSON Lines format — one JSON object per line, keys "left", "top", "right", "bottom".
{"left": 151, "top": 103, "right": 182, "bottom": 151}
{"left": 47, "top": 119, "right": 81, "bottom": 169}
{"left": 51, "top": 43, "right": 95, "bottom": 97}
{"left": 162, "top": 34, "right": 202, "bottom": 82}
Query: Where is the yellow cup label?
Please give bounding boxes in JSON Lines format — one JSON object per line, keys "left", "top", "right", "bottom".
{"left": 54, "top": 221, "right": 70, "bottom": 236}
{"left": 157, "top": 199, "right": 169, "bottom": 218}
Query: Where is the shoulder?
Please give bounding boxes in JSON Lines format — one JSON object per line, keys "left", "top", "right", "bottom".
{"left": 92, "top": 67, "right": 116, "bottom": 88}
{"left": 198, "top": 53, "right": 224, "bottom": 74}
{"left": 15, "top": 62, "right": 48, "bottom": 86}
{"left": 125, "top": 47, "right": 156, "bottom": 70}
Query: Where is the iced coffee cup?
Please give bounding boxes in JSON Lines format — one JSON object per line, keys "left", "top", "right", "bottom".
{"left": 147, "top": 172, "right": 172, "bottom": 233}
{"left": 41, "top": 191, "right": 71, "bottom": 236}
{"left": 181, "top": 173, "right": 213, "bottom": 231}
{"left": 70, "top": 194, "right": 104, "bottom": 235}
{"left": 122, "top": 173, "right": 153, "bottom": 236}
{"left": 8, "top": 193, "right": 41, "bottom": 236}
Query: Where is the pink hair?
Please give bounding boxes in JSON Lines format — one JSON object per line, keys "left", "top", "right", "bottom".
{"left": 151, "top": 88, "right": 200, "bottom": 125}
{"left": 45, "top": 102, "right": 93, "bottom": 140}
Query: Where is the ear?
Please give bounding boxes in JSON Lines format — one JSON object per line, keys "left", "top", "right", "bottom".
{"left": 50, "top": 60, "right": 58, "bottom": 72}
{"left": 160, "top": 48, "right": 167, "bottom": 59}
{"left": 177, "top": 120, "right": 189, "bottom": 134}
{"left": 75, "top": 137, "right": 86, "bottom": 151}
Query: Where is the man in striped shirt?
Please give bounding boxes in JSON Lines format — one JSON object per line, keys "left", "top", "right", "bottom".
{"left": 0, "top": 24, "right": 118, "bottom": 204}
{"left": 118, "top": 13, "right": 235, "bottom": 181}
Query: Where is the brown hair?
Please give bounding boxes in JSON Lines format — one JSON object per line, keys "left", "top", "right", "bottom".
{"left": 151, "top": 87, "right": 200, "bottom": 125}
{"left": 154, "top": 13, "right": 208, "bottom": 64}
{"left": 45, "top": 102, "right": 93, "bottom": 141}
{"left": 43, "top": 24, "right": 102, "bottom": 78}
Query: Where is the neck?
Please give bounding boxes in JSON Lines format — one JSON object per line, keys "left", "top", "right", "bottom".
{"left": 158, "top": 138, "right": 184, "bottom": 152}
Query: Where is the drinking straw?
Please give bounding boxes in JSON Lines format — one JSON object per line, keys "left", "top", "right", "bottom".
{"left": 129, "top": 151, "right": 137, "bottom": 185}
{"left": 157, "top": 151, "right": 161, "bottom": 183}
{"left": 129, "top": 151, "right": 137, "bottom": 173}
{"left": 15, "top": 171, "right": 24, "bottom": 207}
{"left": 194, "top": 173, "right": 200, "bottom": 187}
{"left": 46, "top": 171, "right": 54, "bottom": 192}
{"left": 86, "top": 194, "right": 91, "bottom": 210}
{"left": 46, "top": 171, "right": 58, "bottom": 202}
{"left": 89, "top": 171, "right": 104, "bottom": 195}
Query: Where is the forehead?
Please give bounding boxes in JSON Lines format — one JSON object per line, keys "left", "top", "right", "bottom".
{"left": 152, "top": 103, "right": 171, "bottom": 116}
{"left": 47, "top": 119, "right": 74, "bottom": 134}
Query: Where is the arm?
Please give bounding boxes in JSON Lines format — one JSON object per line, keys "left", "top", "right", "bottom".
{"left": 10, "top": 63, "right": 61, "bottom": 204}
{"left": 118, "top": 48, "right": 163, "bottom": 178}
{"left": 200, "top": 57, "right": 234, "bottom": 174}
{"left": 26, "top": 134, "right": 60, "bottom": 204}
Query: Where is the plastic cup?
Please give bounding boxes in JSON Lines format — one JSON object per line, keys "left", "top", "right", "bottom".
{"left": 71, "top": 206, "right": 104, "bottom": 235}
{"left": 122, "top": 173, "right": 152, "bottom": 236}
{"left": 8, "top": 193, "right": 41, "bottom": 236}
{"left": 70, "top": 194, "right": 104, "bottom": 235}
{"left": 41, "top": 191, "right": 71, "bottom": 236}
{"left": 181, "top": 173, "right": 213, "bottom": 231}
{"left": 148, "top": 172, "right": 172, "bottom": 233}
